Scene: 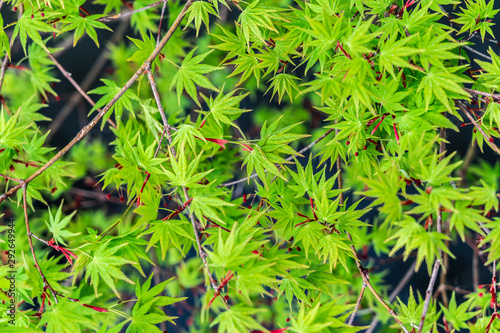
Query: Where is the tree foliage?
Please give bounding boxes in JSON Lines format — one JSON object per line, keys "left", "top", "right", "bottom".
{"left": 1, "top": 0, "right": 500, "bottom": 332}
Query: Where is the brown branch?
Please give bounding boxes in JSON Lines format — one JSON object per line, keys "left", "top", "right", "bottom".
{"left": 348, "top": 280, "right": 366, "bottom": 325}
{"left": 464, "top": 88, "right": 500, "bottom": 100}
{"left": 145, "top": 62, "right": 175, "bottom": 147}
{"left": 463, "top": 45, "right": 492, "bottom": 61}
{"left": 22, "top": 182, "right": 58, "bottom": 304}
{"left": 456, "top": 100, "right": 500, "bottom": 155}
{"left": 336, "top": 135, "right": 408, "bottom": 331}
{"left": 181, "top": 186, "right": 230, "bottom": 310}
{"left": 47, "top": 18, "right": 129, "bottom": 141}
{"left": 0, "top": 0, "right": 196, "bottom": 205}
{"left": 219, "top": 128, "right": 334, "bottom": 188}
{"left": 46, "top": 52, "right": 117, "bottom": 129}
{"left": 418, "top": 127, "right": 446, "bottom": 333}
{"left": 98, "top": 1, "right": 165, "bottom": 22}
{"left": 366, "top": 261, "right": 416, "bottom": 333}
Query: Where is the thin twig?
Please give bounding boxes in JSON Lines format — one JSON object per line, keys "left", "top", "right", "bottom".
{"left": 336, "top": 135, "right": 408, "bottom": 331}
{"left": 459, "top": 139, "right": 476, "bottom": 187}
{"left": 366, "top": 261, "right": 416, "bottom": 333}
{"left": 0, "top": 54, "right": 9, "bottom": 92}
{"left": 456, "top": 100, "right": 500, "bottom": 155}
{"left": 0, "top": 0, "right": 196, "bottom": 204}
{"left": 348, "top": 280, "right": 366, "bottom": 325}
{"left": 463, "top": 45, "right": 492, "bottom": 61}
{"left": 219, "top": 128, "right": 334, "bottom": 188}
{"left": 335, "top": 121, "right": 343, "bottom": 204}
{"left": 22, "top": 182, "right": 58, "bottom": 304}
{"left": 157, "top": 0, "right": 168, "bottom": 46}
{"left": 417, "top": 127, "right": 446, "bottom": 333}
{"left": 47, "top": 18, "right": 129, "bottom": 141}
{"left": 98, "top": 1, "right": 165, "bottom": 22}
{"left": 181, "top": 186, "right": 230, "bottom": 310}
{"left": 46, "top": 52, "right": 117, "bottom": 129}
{"left": 463, "top": 88, "right": 500, "bottom": 100}
{"left": 494, "top": 261, "right": 498, "bottom": 313}
{"left": 145, "top": 62, "right": 174, "bottom": 147}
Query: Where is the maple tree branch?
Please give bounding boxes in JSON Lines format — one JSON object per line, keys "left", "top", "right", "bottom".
{"left": 98, "top": 1, "right": 165, "bottom": 22}
{"left": 417, "top": 127, "right": 446, "bottom": 333}
{"left": 145, "top": 62, "right": 174, "bottom": 147}
{"left": 0, "top": 0, "right": 195, "bottom": 204}
{"left": 464, "top": 87, "right": 500, "bottom": 100}
{"left": 348, "top": 280, "right": 366, "bottom": 325}
{"left": 456, "top": 100, "right": 500, "bottom": 156}
{"left": 47, "top": 18, "right": 129, "bottom": 141}
{"left": 157, "top": 0, "right": 169, "bottom": 46}
{"left": 46, "top": 51, "right": 117, "bottom": 129}
{"left": 366, "top": 261, "right": 416, "bottom": 333}
{"left": 23, "top": 182, "right": 59, "bottom": 304}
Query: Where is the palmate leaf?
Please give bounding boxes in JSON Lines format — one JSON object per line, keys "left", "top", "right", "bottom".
{"left": 396, "top": 286, "right": 437, "bottom": 332}
{"left": 416, "top": 65, "right": 472, "bottom": 111}
{"left": 127, "top": 32, "right": 161, "bottom": 70}
{"left": 38, "top": 298, "right": 97, "bottom": 333}
{"left": 237, "top": 0, "right": 281, "bottom": 50}
{"left": 190, "top": 192, "right": 235, "bottom": 226}
{"left": 60, "top": 14, "right": 112, "bottom": 47}
{"left": 107, "top": 274, "right": 185, "bottom": 333}
{"left": 278, "top": 269, "right": 318, "bottom": 307}
{"left": 454, "top": 0, "right": 498, "bottom": 41}
{"left": 88, "top": 79, "right": 139, "bottom": 128}
{"left": 316, "top": 233, "right": 355, "bottom": 272}
{"left": 165, "top": 142, "right": 214, "bottom": 188}
{"left": 242, "top": 145, "right": 287, "bottom": 189}
{"left": 81, "top": 241, "right": 135, "bottom": 298}
{"left": 44, "top": 200, "right": 78, "bottom": 246}
{"left": 479, "top": 218, "right": 500, "bottom": 263}
{"left": 170, "top": 47, "right": 222, "bottom": 107}
{"left": 202, "top": 88, "right": 250, "bottom": 132}
{"left": 265, "top": 73, "right": 301, "bottom": 103}
{"left": 377, "top": 34, "right": 423, "bottom": 79}
{"left": 0, "top": 109, "right": 30, "bottom": 149}
{"left": 449, "top": 201, "right": 487, "bottom": 241}
{"left": 475, "top": 48, "right": 500, "bottom": 91}
{"left": 12, "top": 9, "right": 57, "bottom": 54}
{"left": 184, "top": 1, "right": 219, "bottom": 37}
{"left": 441, "top": 292, "right": 480, "bottom": 330}
{"left": 211, "top": 304, "right": 266, "bottom": 333}
{"left": 145, "top": 218, "right": 194, "bottom": 259}
{"left": 388, "top": 217, "right": 455, "bottom": 272}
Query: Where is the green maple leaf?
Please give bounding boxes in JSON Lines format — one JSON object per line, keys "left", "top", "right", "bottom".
{"left": 170, "top": 47, "right": 222, "bottom": 107}
{"left": 38, "top": 298, "right": 97, "bottom": 333}
{"left": 108, "top": 274, "right": 185, "bottom": 333}
{"left": 45, "top": 200, "right": 79, "bottom": 246}
{"left": 184, "top": 1, "right": 219, "bottom": 37}
{"left": 417, "top": 65, "right": 472, "bottom": 111}
{"left": 127, "top": 32, "right": 161, "bottom": 70}
{"left": 60, "top": 14, "right": 112, "bottom": 47}
{"left": 441, "top": 292, "right": 480, "bottom": 330}
{"left": 0, "top": 109, "right": 30, "bottom": 149}
{"left": 146, "top": 218, "right": 194, "bottom": 259}
{"left": 202, "top": 88, "right": 250, "bottom": 133}
{"left": 211, "top": 304, "right": 266, "bottom": 333}
{"left": 12, "top": 9, "right": 57, "bottom": 54}
{"left": 165, "top": 143, "right": 214, "bottom": 188}
{"left": 190, "top": 192, "right": 235, "bottom": 226}
{"left": 82, "top": 241, "right": 135, "bottom": 298}
{"left": 88, "top": 78, "right": 139, "bottom": 128}
{"left": 265, "top": 73, "right": 301, "bottom": 104}
{"left": 237, "top": 0, "right": 280, "bottom": 50}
